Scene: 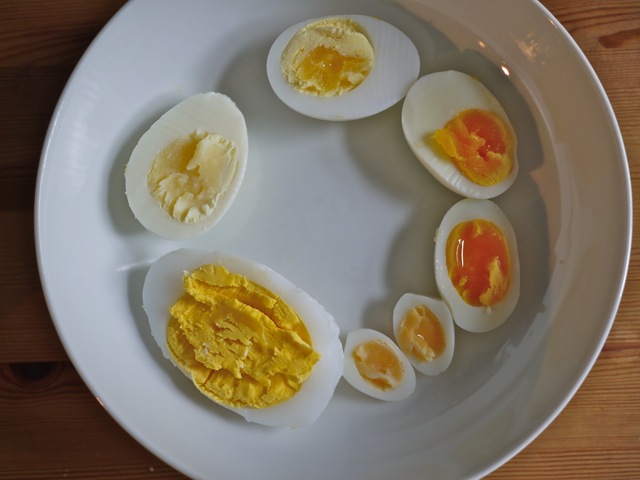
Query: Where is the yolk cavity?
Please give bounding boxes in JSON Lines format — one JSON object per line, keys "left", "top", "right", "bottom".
{"left": 432, "top": 109, "right": 515, "bottom": 186}
{"left": 397, "top": 305, "right": 446, "bottom": 362}
{"left": 446, "top": 219, "right": 511, "bottom": 307}
{"left": 166, "top": 264, "right": 320, "bottom": 409}
{"left": 281, "top": 17, "right": 374, "bottom": 96}
{"left": 147, "top": 130, "right": 237, "bottom": 224}
{"left": 352, "top": 340, "right": 404, "bottom": 391}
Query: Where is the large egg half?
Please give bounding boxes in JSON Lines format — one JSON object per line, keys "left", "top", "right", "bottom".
{"left": 266, "top": 15, "right": 420, "bottom": 121}
{"left": 434, "top": 199, "right": 520, "bottom": 333}
{"left": 392, "top": 293, "right": 454, "bottom": 375}
{"left": 402, "top": 70, "right": 518, "bottom": 198}
{"left": 125, "top": 92, "right": 248, "bottom": 240}
{"left": 143, "top": 248, "right": 343, "bottom": 428}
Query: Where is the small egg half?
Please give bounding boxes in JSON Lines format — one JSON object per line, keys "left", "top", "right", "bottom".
{"left": 266, "top": 15, "right": 420, "bottom": 121}
{"left": 143, "top": 248, "right": 343, "bottom": 428}
{"left": 125, "top": 92, "right": 248, "bottom": 240}
{"left": 434, "top": 199, "right": 520, "bottom": 332}
{"left": 342, "top": 328, "right": 416, "bottom": 401}
{"left": 402, "top": 70, "right": 518, "bottom": 198}
{"left": 392, "top": 293, "right": 454, "bottom": 375}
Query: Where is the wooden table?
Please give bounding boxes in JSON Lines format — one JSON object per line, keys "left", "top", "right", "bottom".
{"left": 1, "top": 1, "right": 638, "bottom": 478}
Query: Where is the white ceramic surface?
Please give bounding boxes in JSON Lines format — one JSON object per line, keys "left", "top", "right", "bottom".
{"left": 35, "top": 0, "right": 631, "bottom": 479}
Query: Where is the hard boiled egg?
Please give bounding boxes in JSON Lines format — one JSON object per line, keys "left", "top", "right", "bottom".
{"left": 266, "top": 15, "right": 420, "bottom": 121}
{"left": 434, "top": 199, "right": 520, "bottom": 333}
{"left": 392, "top": 293, "right": 454, "bottom": 375}
{"left": 402, "top": 70, "right": 518, "bottom": 198}
{"left": 342, "top": 328, "right": 416, "bottom": 401}
{"left": 143, "top": 248, "right": 343, "bottom": 428}
{"left": 125, "top": 92, "right": 248, "bottom": 240}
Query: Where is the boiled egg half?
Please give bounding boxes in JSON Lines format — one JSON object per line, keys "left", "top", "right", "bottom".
{"left": 392, "top": 293, "right": 454, "bottom": 375}
{"left": 143, "top": 248, "right": 343, "bottom": 428}
{"left": 342, "top": 328, "right": 416, "bottom": 401}
{"left": 434, "top": 199, "right": 520, "bottom": 332}
{"left": 402, "top": 70, "right": 518, "bottom": 198}
{"left": 266, "top": 15, "right": 420, "bottom": 120}
{"left": 125, "top": 92, "right": 248, "bottom": 240}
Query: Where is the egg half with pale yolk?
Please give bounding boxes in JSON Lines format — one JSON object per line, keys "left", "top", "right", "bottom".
{"left": 143, "top": 248, "right": 343, "bottom": 428}
{"left": 342, "top": 328, "right": 416, "bottom": 401}
{"left": 266, "top": 15, "right": 420, "bottom": 121}
{"left": 392, "top": 293, "right": 454, "bottom": 375}
{"left": 125, "top": 92, "right": 248, "bottom": 239}
{"left": 434, "top": 199, "right": 520, "bottom": 332}
{"left": 402, "top": 70, "right": 518, "bottom": 198}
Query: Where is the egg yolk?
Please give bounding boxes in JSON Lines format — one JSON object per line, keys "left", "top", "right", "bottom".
{"left": 281, "top": 17, "right": 374, "bottom": 96}
{"left": 446, "top": 219, "right": 511, "bottom": 307}
{"left": 166, "top": 264, "right": 320, "bottom": 409}
{"left": 147, "top": 130, "right": 237, "bottom": 223}
{"left": 397, "top": 305, "right": 446, "bottom": 362}
{"left": 352, "top": 340, "right": 404, "bottom": 391}
{"left": 432, "top": 109, "right": 515, "bottom": 186}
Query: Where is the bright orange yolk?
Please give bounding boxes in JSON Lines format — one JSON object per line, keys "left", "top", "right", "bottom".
{"left": 432, "top": 109, "right": 515, "bottom": 186}
{"left": 397, "top": 305, "right": 446, "bottom": 362}
{"left": 352, "top": 340, "right": 404, "bottom": 391}
{"left": 446, "top": 219, "right": 510, "bottom": 307}
{"left": 297, "top": 45, "right": 371, "bottom": 95}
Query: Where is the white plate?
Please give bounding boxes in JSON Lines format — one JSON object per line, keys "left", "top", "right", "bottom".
{"left": 35, "top": 0, "right": 631, "bottom": 478}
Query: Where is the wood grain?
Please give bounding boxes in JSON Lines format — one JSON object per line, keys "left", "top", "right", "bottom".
{"left": 0, "top": 1, "right": 638, "bottom": 479}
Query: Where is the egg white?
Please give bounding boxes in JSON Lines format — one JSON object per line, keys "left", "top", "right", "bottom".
{"left": 392, "top": 293, "right": 455, "bottom": 375}
{"left": 266, "top": 15, "right": 420, "bottom": 121}
{"left": 342, "top": 328, "right": 416, "bottom": 401}
{"left": 434, "top": 199, "right": 520, "bottom": 333}
{"left": 402, "top": 70, "right": 518, "bottom": 198}
{"left": 125, "top": 92, "right": 248, "bottom": 240}
{"left": 143, "top": 248, "right": 344, "bottom": 428}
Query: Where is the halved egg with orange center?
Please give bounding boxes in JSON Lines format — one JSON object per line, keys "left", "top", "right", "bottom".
{"left": 434, "top": 199, "right": 520, "bottom": 332}
{"left": 402, "top": 70, "right": 518, "bottom": 198}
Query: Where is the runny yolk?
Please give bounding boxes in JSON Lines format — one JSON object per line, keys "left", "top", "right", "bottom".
{"left": 446, "top": 219, "right": 511, "bottom": 307}
{"left": 352, "top": 340, "right": 404, "bottom": 391}
{"left": 432, "top": 109, "right": 515, "bottom": 186}
{"left": 297, "top": 45, "right": 372, "bottom": 96}
{"left": 397, "top": 305, "right": 446, "bottom": 362}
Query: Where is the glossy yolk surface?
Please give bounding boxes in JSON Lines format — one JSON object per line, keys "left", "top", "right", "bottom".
{"left": 147, "top": 131, "right": 237, "bottom": 223}
{"left": 352, "top": 340, "right": 404, "bottom": 391}
{"left": 166, "top": 264, "right": 320, "bottom": 409}
{"left": 446, "top": 219, "right": 511, "bottom": 307}
{"left": 281, "top": 17, "right": 374, "bottom": 97}
{"left": 432, "top": 109, "right": 515, "bottom": 186}
{"left": 397, "top": 305, "right": 446, "bottom": 362}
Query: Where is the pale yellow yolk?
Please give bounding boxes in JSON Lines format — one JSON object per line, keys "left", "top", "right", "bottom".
{"left": 446, "top": 219, "right": 511, "bottom": 307}
{"left": 352, "top": 340, "right": 404, "bottom": 391}
{"left": 281, "top": 18, "right": 374, "bottom": 96}
{"left": 147, "top": 131, "right": 237, "bottom": 223}
{"left": 166, "top": 264, "right": 320, "bottom": 409}
{"left": 397, "top": 305, "right": 446, "bottom": 362}
{"left": 432, "top": 109, "right": 515, "bottom": 186}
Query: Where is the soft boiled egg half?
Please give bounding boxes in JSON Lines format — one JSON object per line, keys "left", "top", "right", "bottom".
{"left": 392, "top": 293, "right": 454, "bottom": 375}
{"left": 434, "top": 199, "right": 520, "bottom": 333}
{"left": 143, "top": 248, "right": 343, "bottom": 428}
{"left": 266, "top": 15, "right": 420, "bottom": 120}
{"left": 402, "top": 70, "right": 518, "bottom": 198}
{"left": 125, "top": 92, "right": 248, "bottom": 240}
{"left": 342, "top": 328, "right": 416, "bottom": 401}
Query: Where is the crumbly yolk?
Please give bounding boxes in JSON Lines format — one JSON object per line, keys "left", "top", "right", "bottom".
{"left": 281, "top": 18, "right": 374, "bottom": 96}
{"left": 352, "top": 340, "right": 404, "bottom": 391}
{"left": 166, "top": 264, "right": 320, "bottom": 409}
{"left": 147, "top": 130, "right": 237, "bottom": 223}
{"left": 397, "top": 305, "right": 446, "bottom": 362}
{"left": 432, "top": 109, "right": 515, "bottom": 186}
{"left": 446, "top": 219, "right": 511, "bottom": 307}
